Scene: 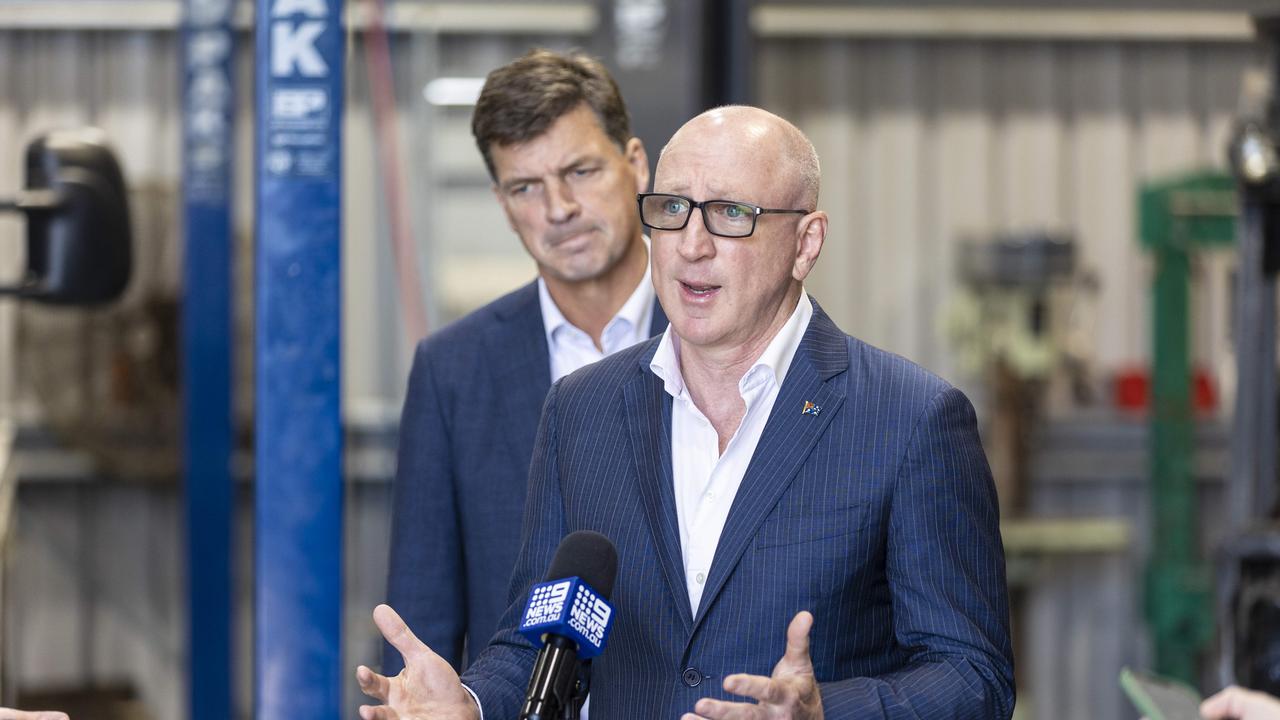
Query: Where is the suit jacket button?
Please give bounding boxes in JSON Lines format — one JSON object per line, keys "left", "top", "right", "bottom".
{"left": 682, "top": 667, "right": 703, "bottom": 687}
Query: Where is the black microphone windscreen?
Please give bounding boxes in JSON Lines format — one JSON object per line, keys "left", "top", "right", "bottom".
{"left": 545, "top": 530, "right": 618, "bottom": 600}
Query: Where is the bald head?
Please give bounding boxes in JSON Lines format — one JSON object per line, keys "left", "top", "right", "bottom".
{"left": 657, "top": 105, "right": 820, "bottom": 210}
{"left": 647, "top": 104, "right": 827, "bottom": 357}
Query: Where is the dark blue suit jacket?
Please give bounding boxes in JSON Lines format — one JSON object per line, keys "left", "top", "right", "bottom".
{"left": 384, "top": 280, "right": 667, "bottom": 673}
{"left": 461, "top": 299, "right": 1014, "bottom": 718}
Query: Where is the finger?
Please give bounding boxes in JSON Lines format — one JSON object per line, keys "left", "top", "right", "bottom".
{"left": 1200, "top": 685, "right": 1263, "bottom": 719}
{"left": 358, "top": 705, "right": 400, "bottom": 720}
{"left": 1199, "top": 692, "right": 1227, "bottom": 719}
{"left": 373, "top": 604, "right": 430, "bottom": 664}
{"left": 356, "top": 664, "right": 392, "bottom": 703}
{"left": 1200, "top": 686, "right": 1239, "bottom": 719}
{"left": 783, "top": 611, "right": 814, "bottom": 666}
{"left": 0, "top": 712, "right": 69, "bottom": 720}
{"left": 723, "top": 673, "right": 786, "bottom": 704}
{"left": 691, "top": 696, "right": 764, "bottom": 719}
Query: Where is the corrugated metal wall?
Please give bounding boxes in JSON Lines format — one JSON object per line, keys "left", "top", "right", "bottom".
{"left": 761, "top": 38, "right": 1259, "bottom": 395}
{"left": 0, "top": 28, "right": 1259, "bottom": 419}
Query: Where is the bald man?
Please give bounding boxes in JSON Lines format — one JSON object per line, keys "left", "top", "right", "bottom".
{"left": 358, "top": 106, "right": 1014, "bottom": 719}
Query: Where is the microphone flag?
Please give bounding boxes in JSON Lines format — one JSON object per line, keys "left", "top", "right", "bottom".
{"left": 519, "top": 576, "right": 614, "bottom": 660}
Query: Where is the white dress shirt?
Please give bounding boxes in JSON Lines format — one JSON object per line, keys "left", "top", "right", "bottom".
{"left": 538, "top": 263, "right": 656, "bottom": 383}
{"left": 648, "top": 293, "right": 813, "bottom": 614}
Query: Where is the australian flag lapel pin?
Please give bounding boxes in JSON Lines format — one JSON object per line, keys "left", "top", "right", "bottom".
{"left": 801, "top": 401, "right": 821, "bottom": 417}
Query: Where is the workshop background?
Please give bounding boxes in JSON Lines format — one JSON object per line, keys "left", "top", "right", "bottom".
{"left": 0, "top": 1, "right": 1277, "bottom": 718}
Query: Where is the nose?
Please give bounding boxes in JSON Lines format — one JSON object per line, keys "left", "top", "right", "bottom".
{"left": 675, "top": 206, "right": 716, "bottom": 262}
{"left": 543, "top": 177, "right": 580, "bottom": 224}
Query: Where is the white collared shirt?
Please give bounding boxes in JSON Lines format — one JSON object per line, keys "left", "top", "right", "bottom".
{"left": 648, "top": 293, "right": 813, "bottom": 614}
{"left": 538, "top": 263, "right": 656, "bottom": 382}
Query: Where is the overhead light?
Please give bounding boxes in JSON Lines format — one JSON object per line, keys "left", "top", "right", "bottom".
{"left": 422, "top": 77, "right": 485, "bottom": 106}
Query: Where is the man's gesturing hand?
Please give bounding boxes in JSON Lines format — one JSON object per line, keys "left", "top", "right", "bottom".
{"left": 355, "top": 604, "right": 481, "bottom": 720}
{"left": 1201, "top": 685, "right": 1280, "bottom": 720}
{"left": 682, "top": 611, "right": 824, "bottom": 720}
{"left": 0, "top": 710, "right": 69, "bottom": 720}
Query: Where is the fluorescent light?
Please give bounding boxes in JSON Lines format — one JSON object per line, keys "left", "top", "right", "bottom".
{"left": 423, "top": 77, "right": 486, "bottom": 107}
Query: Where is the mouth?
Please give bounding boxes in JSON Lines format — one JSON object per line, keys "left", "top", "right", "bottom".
{"left": 547, "top": 227, "right": 596, "bottom": 249}
{"left": 678, "top": 280, "right": 722, "bottom": 299}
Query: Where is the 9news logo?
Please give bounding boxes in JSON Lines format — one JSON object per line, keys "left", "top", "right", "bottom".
{"left": 522, "top": 580, "right": 572, "bottom": 626}
{"left": 567, "top": 584, "right": 612, "bottom": 650}
{"left": 519, "top": 577, "right": 615, "bottom": 658}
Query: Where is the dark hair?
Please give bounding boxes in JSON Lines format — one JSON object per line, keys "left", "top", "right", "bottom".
{"left": 471, "top": 48, "right": 632, "bottom": 181}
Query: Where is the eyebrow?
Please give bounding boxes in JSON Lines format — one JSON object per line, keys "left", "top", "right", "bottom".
{"left": 499, "top": 153, "right": 604, "bottom": 192}
{"left": 656, "top": 186, "right": 749, "bottom": 202}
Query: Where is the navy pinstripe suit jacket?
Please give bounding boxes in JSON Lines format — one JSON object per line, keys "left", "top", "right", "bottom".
{"left": 460, "top": 298, "right": 1014, "bottom": 718}
{"left": 384, "top": 281, "right": 667, "bottom": 674}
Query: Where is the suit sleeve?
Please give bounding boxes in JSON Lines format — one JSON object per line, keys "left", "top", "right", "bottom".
{"left": 460, "top": 380, "right": 569, "bottom": 716}
{"left": 819, "top": 386, "right": 1015, "bottom": 719}
{"left": 383, "top": 341, "right": 466, "bottom": 673}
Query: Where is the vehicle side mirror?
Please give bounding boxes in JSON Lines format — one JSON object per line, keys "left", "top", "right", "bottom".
{"left": 0, "top": 128, "right": 132, "bottom": 305}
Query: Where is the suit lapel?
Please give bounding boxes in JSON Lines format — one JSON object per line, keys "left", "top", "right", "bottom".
{"left": 623, "top": 353, "right": 695, "bottom": 633}
{"left": 486, "top": 283, "right": 552, "bottom": 459}
{"left": 488, "top": 284, "right": 658, "bottom": 498}
{"left": 493, "top": 286, "right": 659, "bottom": 431}
{"left": 691, "top": 302, "right": 849, "bottom": 630}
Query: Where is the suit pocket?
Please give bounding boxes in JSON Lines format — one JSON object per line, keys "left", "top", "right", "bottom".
{"left": 753, "top": 502, "right": 871, "bottom": 549}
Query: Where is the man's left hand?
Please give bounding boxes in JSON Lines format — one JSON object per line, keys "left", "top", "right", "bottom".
{"left": 682, "top": 611, "right": 824, "bottom": 720}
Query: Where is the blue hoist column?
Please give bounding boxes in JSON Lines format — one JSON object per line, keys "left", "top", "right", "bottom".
{"left": 182, "top": 1, "right": 235, "bottom": 719}
{"left": 254, "top": 0, "right": 343, "bottom": 718}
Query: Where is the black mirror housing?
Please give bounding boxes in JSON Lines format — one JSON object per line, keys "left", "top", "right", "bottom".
{"left": 3, "top": 128, "right": 133, "bottom": 305}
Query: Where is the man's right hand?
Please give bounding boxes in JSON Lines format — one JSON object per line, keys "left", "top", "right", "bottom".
{"left": 1201, "top": 686, "right": 1280, "bottom": 720}
{"left": 0, "top": 710, "right": 68, "bottom": 720}
{"left": 356, "top": 604, "right": 481, "bottom": 720}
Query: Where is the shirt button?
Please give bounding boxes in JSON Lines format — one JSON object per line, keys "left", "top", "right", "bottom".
{"left": 695, "top": 572, "right": 706, "bottom": 584}
{"left": 682, "top": 667, "right": 704, "bottom": 687}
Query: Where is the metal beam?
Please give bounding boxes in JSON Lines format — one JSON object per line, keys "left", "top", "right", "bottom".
{"left": 254, "top": 0, "right": 344, "bottom": 716}
{"left": 1000, "top": 518, "right": 1131, "bottom": 555}
{"left": 0, "top": 1, "right": 596, "bottom": 32}
{"left": 0, "top": 419, "right": 15, "bottom": 705}
{"left": 753, "top": 6, "right": 1255, "bottom": 41}
{"left": 182, "top": 1, "right": 236, "bottom": 719}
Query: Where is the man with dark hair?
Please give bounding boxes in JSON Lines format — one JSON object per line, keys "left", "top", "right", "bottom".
{"left": 471, "top": 49, "right": 632, "bottom": 182}
{"left": 382, "top": 48, "right": 666, "bottom": 676}
{"left": 362, "top": 106, "right": 1014, "bottom": 719}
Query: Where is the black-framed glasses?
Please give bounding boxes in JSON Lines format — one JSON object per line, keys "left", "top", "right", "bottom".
{"left": 637, "top": 193, "right": 810, "bottom": 238}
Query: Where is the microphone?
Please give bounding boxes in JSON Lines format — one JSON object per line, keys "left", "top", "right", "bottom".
{"left": 518, "top": 530, "right": 618, "bottom": 720}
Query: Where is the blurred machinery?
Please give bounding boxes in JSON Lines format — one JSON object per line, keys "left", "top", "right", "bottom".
{"left": 16, "top": 181, "right": 178, "bottom": 481}
{"left": 1137, "top": 170, "right": 1235, "bottom": 684}
{"left": 8, "top": 133, "right": 176, "bottom": 482}
{"left": 951, "top": 231, "right": 1086, "bottom": 514}
{"left": 0, "top": 129, "right": 132, "bottom": 304}
{"left": 1217, "top": 13, "right": 1280, "bottom": 698}
{"left": 0, "top": 127, "right": 135, "bottom": 706}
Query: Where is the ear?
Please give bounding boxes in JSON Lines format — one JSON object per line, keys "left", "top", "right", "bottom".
{"left": 624, "top": 137, "right": 650, "bottom": 193}
{"left": 791, "top": 211, "right": 827, "bottom": 282}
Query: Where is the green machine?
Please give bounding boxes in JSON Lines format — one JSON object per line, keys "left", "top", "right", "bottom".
{"left": 1138, "top": 171, "right": 1236, "bottom": 684}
